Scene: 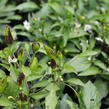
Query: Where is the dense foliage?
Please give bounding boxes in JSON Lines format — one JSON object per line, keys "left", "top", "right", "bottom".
{"left": 0, "top": 0, "right": 109, "bottom": 109}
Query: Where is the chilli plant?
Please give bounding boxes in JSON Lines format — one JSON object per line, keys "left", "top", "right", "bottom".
{"left": 1, "top": 0, "right": 109, "bottom": 109}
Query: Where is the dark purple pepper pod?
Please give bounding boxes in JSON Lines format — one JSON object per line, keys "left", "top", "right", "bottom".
{"left": 18, "top": 92, "right": 27, "bottom": 102}
{"left": 17, "top": 72, "right": 25, "bottom": 86}
{"left": 47, "top": 59, "right": 57, "bottom": 69}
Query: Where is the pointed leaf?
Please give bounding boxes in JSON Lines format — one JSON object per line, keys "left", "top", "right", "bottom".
{"left": 82, "top": 81, "right": 101, "bottom": 109}
{"left": 78, "top": 66, "right": 101, "bottom": 76}
{"left": 67, "top": 78, "right": 84, "bottom": 86}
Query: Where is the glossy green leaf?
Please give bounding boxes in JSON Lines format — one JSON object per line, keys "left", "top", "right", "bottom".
{"left": 93, "top": 60, "right": 106, "bottom": 69}
{"left": 67, "top": 78, "right": 84, "bottom": 86}
{"left": 0, "top": 97, "right": 13, "bottom": 106}
{"left": 21, "top": 65, "right": 31, "bottom": 76}
{"left": 30, "top": 57, "right": 38, "bottom": 73}
{"left": 45, "top": 83, "right": 59, "bottom": 109}
{"left": 66, "top": 100, "right": 79, "bottom": 109}
{"left": 30, "top": 90, "right": 48, "bottom": 100}
{"left": 82, "top": 81, "right": 101, "bottom": 109}
{"left": 32, "top": 79, "right": 51, "bottom": 89}
{"left": 16, "top": 2, "right": 38, "bottom": 12}
{"left": 3, "top": 77, "right": 19, "bottom": 98}
{"left": 94, "top": 79, "right": 108, "bottom": 100}
{"left": 59, "top": 94, "right": 72, "bottom": 109}
{"left": 66, "top": 55, "right": 91, "bottom": 72}
{"left": 79, "top": 66, "right": 101, "bottom": 76}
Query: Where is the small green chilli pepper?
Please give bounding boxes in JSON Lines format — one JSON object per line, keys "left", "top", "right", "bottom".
{"left": 32, "top": 42, "right": 40, "bottom": 52}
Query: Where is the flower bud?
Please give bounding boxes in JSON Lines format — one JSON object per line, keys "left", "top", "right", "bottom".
{"left": 32, "top": 42, "right": 40, "bottom": 52}
{"left": 44, "top": 45, "right": 56, "bottom": 59}
{"left": 5, "top": 25, "right": 13, "bottom": 44}
{"left": 57, "top": 51, "right": 63, "bottom": 60}
{"left": 18, "top": 48, "right": 24, "bottom": 56}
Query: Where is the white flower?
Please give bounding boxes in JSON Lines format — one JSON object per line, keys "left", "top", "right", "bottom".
{"left": 86, "top": 40, "right": 88, "bottom": 43}
{"left": 100, "top": 7, "right": 106, "bottom": 12}
{"left": 8, "top": 56, "right": 17, "bottom": 63}
{"left": 95, "top": 37, "right": 103, "bottom": 42}
{"left": 59, "top": 76, "right": 63, "bottom": 81}
{"left": 75, "top": 23, "right": 81, "bottom": 28}
{"left": 94, "top": 21, "right": 99, "bottom": 25}
{"left": 84, "top": 24, "right": 92, "bottom": 32}
{"left": 88, "top": 57, "right": 91, "bottom": 61}
{"left": 23, "top": 20, "right": 31, "bottom": 30}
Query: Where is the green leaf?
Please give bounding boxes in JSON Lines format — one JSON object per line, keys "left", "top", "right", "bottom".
{"left": 16, "top": 2, "right": 38, "bottom": 12}
{"left": 22, "top": 65, "right": 31, "bottom": 77}
{"left": 9, "top": 65, "right": 18, "bottom": 82}
{"left": 0, "top": 0, "right": 8, "bottom": 7}
{"left": 0, "top": 76, "right": 7, "bottom": 93}
{"left": 62, "top": 63, "right": 77, "bottom": 74}
{"left": 32, "top": 79, "right": 51, "bottom": 89}
{"left": 0, "top": 97, "right": 12, "bottom": 106}
{"left": 49, "top": 3, "right": 65, "bottom": 15}
{"left": 69, "top": 29, "right": 87, "bottom": 39}
{"left": 80, "top": 37, "right": 88, "bottom": 51}
{"left": 30, "top": 57, "right": 38, "bottom": 73}
{"left": 78, "top": 66, "right": 101, "bottom": 76}
{"left": 6, "top": 15, "right": 22, "bottom": 20}
{"left": 89, "top": 36, "right": 96, "bottom": 49}
{"left": 63, "top": 43, "right": 80, "bottom": 53}
{"left": 45, "top": 90, "right": 57, "bottom": 109}
{"left": 67, "top": 78, "right": 84, "bottom": 86}
{"left": 3, "top": 77, "right": 19, "bottom": 98}
{"left": 0, "top": 69, "right": 6, "bottom": 78}
{"left": 81, "top": 50, "right": 99, "bottom": 56}
{"left": 30, "top": 90, "right": 48, "bottom": 100}
{"left": 66, "top": 55, "right": 91, "bottom": 72}
{"left": 93, "top": 60, "right": 106, "bottom": 69}
{"left": 66, "top": 100, "right": 79, "bottom": 109}
{"left": 64, "top": 6, "right": 74, "bottom": 14}
{"left": 82, "top": 81, "right": 101, "bottom": 109}
{"left": 45, "top": 83, "right": 59, "bottom": 109}
{"left": 58, "top": 94, "right": 79, "bottom": 109}
{"left": 94, "top": 79, "right": 108, "bottom": 100}
{"left": 26, "top": 74, "right": 41, "bottom": 81}
{"left": 104, "top": 36, "right": 109, "bottom": 45}
{"left": 59, "top": 94, "right": 71, "bottom": 109}
{"left": 35, "top": 4, "right": 50, "bottom": 18}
